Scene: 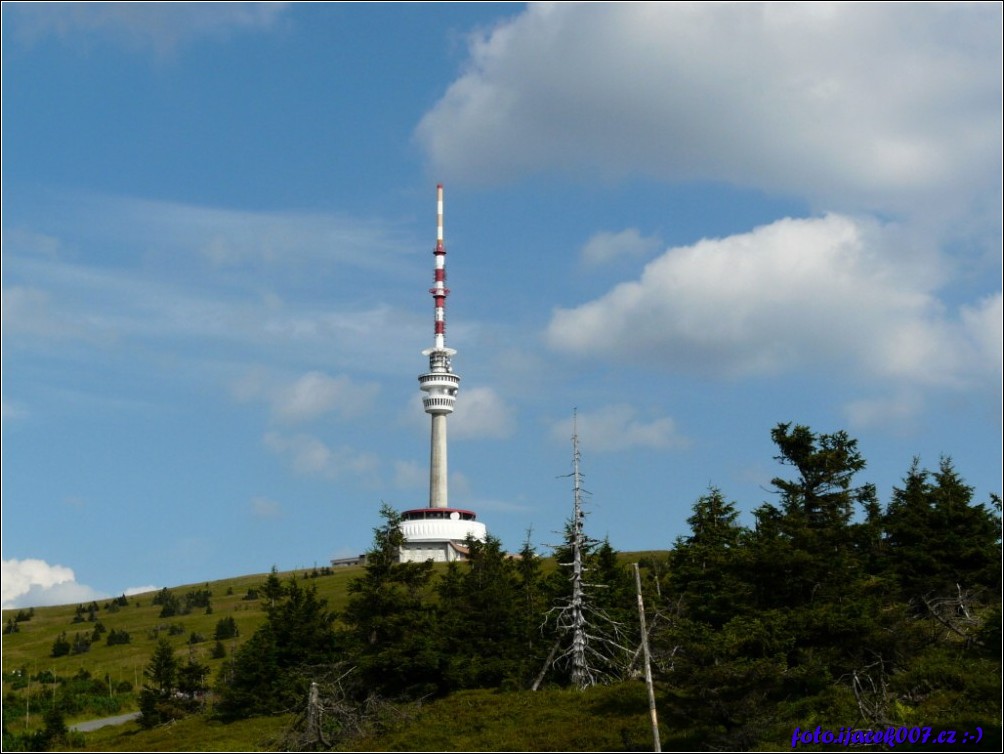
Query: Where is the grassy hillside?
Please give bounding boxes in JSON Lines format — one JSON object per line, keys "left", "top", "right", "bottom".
{"left": 4, "top": 557, "right": 674, "bottom": 752}
{"left": 2, "top": 565, "right": 363, "bottom": 730}
{"left": 48, "top": 684, "right": 678, "bottom": 752}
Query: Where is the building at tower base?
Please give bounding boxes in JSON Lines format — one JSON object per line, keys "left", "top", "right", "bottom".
{"left": 399, "top": 507, "right": 487, "bottom": 563}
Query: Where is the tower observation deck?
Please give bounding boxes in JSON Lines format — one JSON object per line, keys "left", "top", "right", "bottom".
{"left": 400, "top": 184, "right": 487, "bottom": 562}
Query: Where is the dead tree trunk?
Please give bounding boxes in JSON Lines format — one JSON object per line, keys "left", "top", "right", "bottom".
{"left": 534, "top": 411, "right": 630, "bottom": 691}
{"left": 634, "top": 562, "right": 661, "bottom": 752}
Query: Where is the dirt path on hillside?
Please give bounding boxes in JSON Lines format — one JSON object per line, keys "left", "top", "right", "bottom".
{"left": 69, "top": 711, "right": 141, "bottom": 732}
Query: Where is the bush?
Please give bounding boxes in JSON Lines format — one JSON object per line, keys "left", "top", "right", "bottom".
{"left": 214, "top": 616, "right": 239, "bottom": 641}
{"left": 15, "top": 608, "right": 34, "bottom": 622}
{"left": 51, "top": 632, "right": 71, "bottom": 658}
{"left": 71, "top": 632, "right": 91, "bottom": 655}
{"left": 106, "top": 628, "right": 132, "bottom": 646}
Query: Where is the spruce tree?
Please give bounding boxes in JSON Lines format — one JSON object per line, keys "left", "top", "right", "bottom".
{"left": 669, "top": 487, "right": 750, "bottom": 627}
{"left": 437, "top": 534, "right": 524, "bottom": 690}
{"left": 885, "top": 457, "right": 1000, "bottom": 600}
{"left": 139, "top": 638, "right": 181, "bottom": 728}
{"left": 341, "top": 503, "right": 440, "bottom": 698}
{"left": 215, "top": 577, "right": 339, "bottom": 719}
{"left": 750, "top": 423, "right": 875, "bottom": 609}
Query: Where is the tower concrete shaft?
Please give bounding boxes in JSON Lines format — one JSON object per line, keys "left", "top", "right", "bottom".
{"left": 419, "top": 184, "right": 459, "bottom": 508}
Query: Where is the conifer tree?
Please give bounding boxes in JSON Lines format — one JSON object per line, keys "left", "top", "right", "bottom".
{"left": 437, "top": 534, "right": 524, "bottom": 690}
{"left": 884, "top": 459, "right": 939, "bottom": 598}
{"left": 749, "top": 423, "right": 876, "bottom": 609}
{"left": 139, "top": 638, "right": 182, "bottom": 728}
{"left": 215, "top": 577, "right": 339, "bottom": 720}
{"left": 341, "top": 503, "right": 440, "bottom": 698}
{"left": 262, "top": 565, "right": 285, "bottom": 608}
{"left": 885, "top": 457, "right": 1000, "bottom": 601}
{"left": 928, "top": 457, "right": 1000, "bottom": 594}
{"left": 669, "top": 487, "right": 750, "bottom": 627}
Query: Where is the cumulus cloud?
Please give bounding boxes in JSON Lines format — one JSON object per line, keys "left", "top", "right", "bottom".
{"left": 405, "top": 385, "right": 516, "bottom": 440}
{"left": 233, "top": 369, "right": 381, "bottom": 424}
{"left": 450, "top": 386, "right": 517, "bottom": 439}
{"left": 960, "top": 293, "right": 1003, "bottom": 379}
{"left": 1, "top": 558, "right": 106, "bottom": 609}
{"left": 580, "top": 229, "right": 662, "bottom": 267}
{"left": 550, "top": 404, "right": 688, "bottom": 453}
{"left": 263, "top": 431, "right": 379, "bottom": 480}
{"left": 271, "top": 371, "right": 380, "bottom": 424}
{"left": 548, "top": 214, "right": 997, "bottom": 388}
{"left": 418, "top": 3, "right": 1000, "bottom": 220}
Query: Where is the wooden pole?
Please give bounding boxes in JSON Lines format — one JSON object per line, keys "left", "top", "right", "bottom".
{"left": 634, "top": 562, "right": 661, "bottom": 752}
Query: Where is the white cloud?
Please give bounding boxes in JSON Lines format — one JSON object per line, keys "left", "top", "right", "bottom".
{"left": 271, "top": 371, "right": 380, "bottom": 424}
{"left": 418, "top": 3, "right": 1000, "bottom": 221}
{"left": 2, "top": 397, "right": 29, "bottom": 423}
{"left": 960, "top": 293, "right": 1003, "bottom": 379}
{"left": 33, "top": 192, "right": 412, "bottom": 274}
{"left": 1, "top": 228, "right": 64, "bottom": 258}
{"left": 844, "top": 391, "right": 924, "bottom": 433}
{"left": 1, "top": 558, "right": 106, "bottom": 609}
{"left": 250, "top": 496, "right": 283, "bottom": 519}
{"left": 4, "top": 192, "right": 425, "bottom": 388}
{"left": 5, "top": 3, "right": 289, "bottom": 57}
{"left": 123, "top": 585, "right": 160, "bottom": 597}
{"left": 2, "top": 286, "right": 99, "bottom": 341}
{"left": 263, "top": 431, "right": 379, "bottom": 480}
{"left": 404, "top": 385, "right": 516, "bottom": 440}
{"left": 547, "top": 214, "right": 997, "bottom": 388}
{"left": 550, "top": 404, "right": 688, "bottom": 454}
{"left": 450, "top": 386, "right": 517, "bottom": 439}
{"left": 581, "top": 229, "right": 661, "bottom": 267}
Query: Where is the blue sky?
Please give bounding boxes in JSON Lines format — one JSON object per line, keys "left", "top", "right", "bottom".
{"left": 2, "top": 2, "right": 1001, "bottom": 608}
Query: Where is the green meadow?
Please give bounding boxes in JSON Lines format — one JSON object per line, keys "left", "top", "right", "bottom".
{"left": 3, "top": 561, "right": 679, "bottom": 752}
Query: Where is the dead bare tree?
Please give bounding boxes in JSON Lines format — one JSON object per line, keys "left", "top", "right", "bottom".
{"left": 533, "top": 412, "right": 631, "bottom": 691}
{"left": 276, "top": 664, "right": 420, "bottom": 751}
{"left": 920, "top": 584, "right": 984, "bottom": 646}
{"left": 848, "top": 657, "right": 894, "bottom": 728}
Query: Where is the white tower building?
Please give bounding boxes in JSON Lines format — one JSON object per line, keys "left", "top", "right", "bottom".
{"left": 399, "top": 184, "right": 487, "bottom": 563}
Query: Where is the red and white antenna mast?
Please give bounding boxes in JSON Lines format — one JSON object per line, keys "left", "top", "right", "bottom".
{"left": 418, "top": 184, "right": 460, "bottom": 508}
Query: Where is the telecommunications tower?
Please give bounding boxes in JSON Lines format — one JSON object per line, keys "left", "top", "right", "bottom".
{"left": 398, "top": 185, "right": 487, "bottom": 562}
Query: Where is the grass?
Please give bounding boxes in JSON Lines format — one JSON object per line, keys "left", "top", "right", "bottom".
{"left": 51, "top": 713, "right": 295, "bottom": 752}
{"left": 47, "top": 685, "right": 676, "bottom": 752}
{"left": 1, "top": 566, "right": 364, "bottom": 729}
{"left": 343, "top": 684, "right": 668, "bottom": 752}
{"left": 3, "top": 553, "right": 669, "bottom": 751}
